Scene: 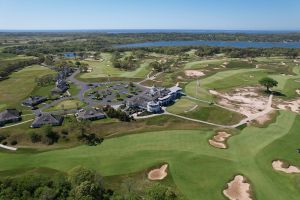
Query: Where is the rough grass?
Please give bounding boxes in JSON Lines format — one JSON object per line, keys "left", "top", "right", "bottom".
{"left": 0, "top": 112, "right": 299, "bottom": 199}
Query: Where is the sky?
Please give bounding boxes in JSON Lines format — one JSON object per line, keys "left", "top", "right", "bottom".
{"left": 0, "top": 0, "right": 299, "bottom": 30}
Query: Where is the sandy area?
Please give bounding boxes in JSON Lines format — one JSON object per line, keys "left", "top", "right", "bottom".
{"left": 209, "top": 139, "right": 226, "bottom": 149}
{"left": 185, "top": 70, "right": 205, "bottom": 77}
{"left": 253, "top": 111, "right": 274, "bottom": 125}
{"left": 277, "top": 100, "right": 300, "bottom": 113}
{"left": 148, "top": 164, "right": 168, "bottom": 180}
{"left": 272, "top": 160, "right": 300, "bottom": 174}
{"left": 296, "top": 89, "right": 300, "bottom": 95}
{"left": 209, "top": 87, "right": 269, "bottom": 117}
{"left": 214, "top": 131, "right": 231, "bottom": 142}
{"left": 223, "top": 175, "right": 252, "bottom": 200}
{"left": 209, "top": 132, "right": 231, "bottom": 149}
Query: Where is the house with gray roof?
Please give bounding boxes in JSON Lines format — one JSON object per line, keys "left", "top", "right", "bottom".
{"left": 0, "top": 109, "right": 21, "bottom": 126}
{"left": 31, "top": 113, "right": 64, "bottom": 128}
{"left": 22, "top": 96, "right": 47, "bottom": 107}
{"left": 51, "top": 79, "right": 69, "bottom": 95}
{"left": 76, "top": 108, "right": 106, "bottom": 121}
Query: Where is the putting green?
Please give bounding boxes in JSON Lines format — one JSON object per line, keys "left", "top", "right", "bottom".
{"left": 0, "top": 111, "right": 300, "bottom": 199}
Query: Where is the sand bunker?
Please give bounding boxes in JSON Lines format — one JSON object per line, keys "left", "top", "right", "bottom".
{"left": 277, "top": 100, "right": 300, "bottom": 113}
{"left": 209, "top": 132, "right": 231, "bottom": 149}
{"left": 148, "top": 164, "right": 168, "bottom": 180}
{"left": 223, "top": 175, "right": 252, "bottom": 200}
{"left": 272, "top": 160, "right": 300, "bottom": 174}
{"left": 209, "top": 87, "right": 269, "bottom": 117}
{"left": 185, "top": 70, "right": 205, "bottom": 77}
{"left": 296, "top": 89, "right": 300, "bottom": 95}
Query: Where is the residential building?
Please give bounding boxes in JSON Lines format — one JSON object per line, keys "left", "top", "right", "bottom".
{"left": 76, "top": 108, "right": 106, "bottom": 121}
{"left": 31, "top": 113, "right": 64, "bottom": 128}
{"left": 22, "top": 96, "right": 47, "bottom": 107}
{"left": 0, "top": 109, "right": 21, "bottom": 126}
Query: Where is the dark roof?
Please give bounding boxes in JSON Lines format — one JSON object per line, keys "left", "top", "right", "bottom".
{"left": 31, "top": 113, "right": 63, "bottom": 127}
{"left": 0, "top": 109, "right": 21, "bottom": 122}
{"left": 77, "top": 108, "right": 106, "bottom": 120}
{"left": 22, "top": 96, "right": 47, "bottom": 106}
{"left": 51, "top": 80, "right": 69, "bottom": 93}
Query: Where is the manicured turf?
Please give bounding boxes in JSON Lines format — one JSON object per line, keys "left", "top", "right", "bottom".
{"left": 185, "top": 68, "right": 265, "bottom": 101}
{"left": 167, "top": 98, "right": 244, "bottom": 125}
{"left": 45, "top": 99, "right": 86, "bottom": 111}
{"left": 0, "top": 65, "right": 56, "bottom": 111}
{"left": 0, "top": 111, "right": 299, "bottom": 199}
{"left": 78, "top": 53, "right": 152, "bottom": 80}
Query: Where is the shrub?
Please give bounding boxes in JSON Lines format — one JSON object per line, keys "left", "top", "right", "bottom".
{"left": 10, "top": 140, "right": 18, "bottom": 146}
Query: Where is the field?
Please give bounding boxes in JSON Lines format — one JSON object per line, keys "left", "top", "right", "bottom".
{"left": 0, "top": 65, "right": 56, "bottom": 111}
{"left": 77, "top": 53, "right": 153, "bottom": 81}
{"left": 0, "top": 111, "right": 299, "bottom": 199}
{"left": 45, "top": 99, "right": 86, "bottom": 111}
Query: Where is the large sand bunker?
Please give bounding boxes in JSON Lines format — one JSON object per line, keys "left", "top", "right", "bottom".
{"left": 148, "top": 164, "right": 168, "bottom": 180}
{"left": 209, "top": 132, "right": 231, "bottom": 149}
{"left": 223, "top": 175, "right": 252, "bottom": 200}
{"left": 210, "top": 87, "right": 269, "bottom": 117}
{"left": 185, "top": 70, "right": 205, "bottom": 77}
{"left": 272, "top": 160, "right": 300, "bottom": 174}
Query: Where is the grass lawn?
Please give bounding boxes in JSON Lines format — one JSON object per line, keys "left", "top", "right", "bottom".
{"left": 0, "top": 65, "right": 56, "bottom": 111}
{"left": 185, "top": 68, "right": 267, "bottom": 101}
{"left": 168, "top": 98, "right": 245, "bottom": 125}
{"left": 78, "top": 53, "right": 152, "bottom": 80}
{"left": 184, "top": 59, "right": 227, "bottom": 69}
{"left": 0, "top": 111, "right": 299, "bottom": 199}
{"left": 45, "top": 99, "right": 86, "bottom": 111}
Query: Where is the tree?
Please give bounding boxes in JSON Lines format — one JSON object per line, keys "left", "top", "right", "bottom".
{"left": 259, "top": 77, "right": 278, "bottom": 92}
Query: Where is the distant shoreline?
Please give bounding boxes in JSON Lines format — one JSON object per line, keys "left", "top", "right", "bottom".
{"left": 1, "top": 29, "right": 300, "bottom": 34}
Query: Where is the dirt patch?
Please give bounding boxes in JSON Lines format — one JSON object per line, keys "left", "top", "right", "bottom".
{"left": 209, "top": 132, "right": 231, "bottom": 149}
{"left": 185, "top": 70, "right": 205, "bottom": 77}
{"left": 209, "top": 87, "right": 269, "bottom": 117}
{"left": 148, "top": 164, "right": 168, "bottom": 180}
{"left": 272, "top": 160, "right": 300, "bottom": 174}
{"left": 253, "top": 111, "right": 275, "bottom": 125}
{"left": 223, "top": 175, "right": 252, "bottom": 200}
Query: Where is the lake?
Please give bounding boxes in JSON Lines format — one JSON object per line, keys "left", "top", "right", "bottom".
{"left": 117, "top": 40, "right": 300, "bottom": 48}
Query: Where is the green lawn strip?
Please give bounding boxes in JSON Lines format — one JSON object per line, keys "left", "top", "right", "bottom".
{"left": 44, "top": 99, "right": 86, "bottom": 112}
{"left": 168, "top": 98, "right": 244, "bottom": 125}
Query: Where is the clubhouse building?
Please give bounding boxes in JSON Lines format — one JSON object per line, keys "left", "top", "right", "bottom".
{"left": 127, "top": 85, "right": 183, "bottom": 113}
